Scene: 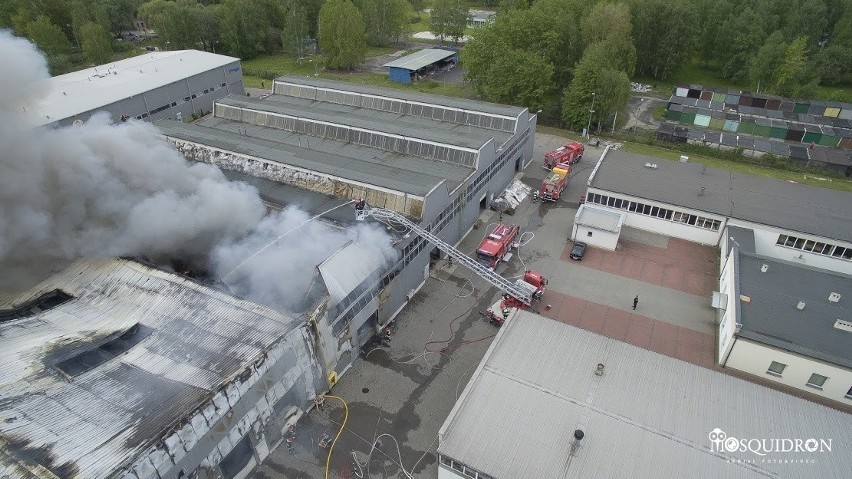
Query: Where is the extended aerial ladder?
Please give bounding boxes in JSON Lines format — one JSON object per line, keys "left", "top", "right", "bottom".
{"left": 358, "top": 206, "right": 534, "bottom": 305}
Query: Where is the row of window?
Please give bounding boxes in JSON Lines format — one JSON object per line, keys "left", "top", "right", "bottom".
{"left": 775, "top": 234, "right": 852, "bottom": 261}
{"left": 766, "top": 361, "right": 852, "bottom": 398}
{"left": 328, "top": 130, "right": 529, "bottom": 332}
{"left": 135, "top": 82, "right": 228, "bottom": 120}
{"left": 440, "top": 455, "right": 493, "bottom": 479}
{"left": 585, "top": 192, "right": 722, "bottom": 231}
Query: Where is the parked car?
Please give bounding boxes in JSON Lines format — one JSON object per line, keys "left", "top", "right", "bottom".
{"left": 570, "top": 241, "right": 587, "bottom": 260}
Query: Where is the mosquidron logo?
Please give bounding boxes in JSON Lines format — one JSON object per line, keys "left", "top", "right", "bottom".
{"left": 708, "top": 428, "right": 832, "bottom": 464}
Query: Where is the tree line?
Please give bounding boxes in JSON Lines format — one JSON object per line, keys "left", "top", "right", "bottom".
{"left": 0, "top": 0, "right": 420, "bottom": 73}
{"left": 463, "top": 0, "right": 852, "bottom": 131}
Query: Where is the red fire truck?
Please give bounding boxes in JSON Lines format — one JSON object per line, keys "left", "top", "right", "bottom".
{"left": 483, "top": 271, "right": 548, "bottom": 327}
{"left": 476, "top": 223, "right": 520, "bottom": 269}
{"left": 543, "top": 141, "right": 584, "bottom": 169}
{"left": 539, "top": 166, "right": 570, "bottom": 201}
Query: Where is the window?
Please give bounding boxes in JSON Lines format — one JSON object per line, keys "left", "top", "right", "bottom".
{"left": 776, "top": 234, "right": 788, "bottom": 246}
{"left": 806, "top": 373, "right": 828, "bottom": 390}
{"left": 1, "top": 289, "right": 73, "bottom": 323}
{"left": 846, "top": 386, "right": 852, "bottom": 400}
{"left": 766, "top": 361, "right": 786, "bottom": 377}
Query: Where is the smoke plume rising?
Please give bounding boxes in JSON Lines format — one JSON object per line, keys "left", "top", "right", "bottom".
{"left": 0, "top": 31, "right": 398, "bottom": 311}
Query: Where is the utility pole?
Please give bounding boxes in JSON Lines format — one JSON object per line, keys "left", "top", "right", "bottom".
{"left": 586, "top": 92, "right": 596, "bottom": 139}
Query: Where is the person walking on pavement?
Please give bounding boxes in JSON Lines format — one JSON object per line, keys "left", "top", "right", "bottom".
{"left": 633, "top": 295, "right": 639, "bottom": 310}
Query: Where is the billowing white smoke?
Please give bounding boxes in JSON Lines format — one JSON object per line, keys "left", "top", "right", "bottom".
{"left": 0, "top": 31, "right": 399, "bottom": 311}
{"left": 213, "top": 207, "right": 398, "bottom": 313}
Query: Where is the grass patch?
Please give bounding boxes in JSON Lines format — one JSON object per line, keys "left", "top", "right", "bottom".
{"left": 651, "top": 102, "right": 667, "bottom": 121}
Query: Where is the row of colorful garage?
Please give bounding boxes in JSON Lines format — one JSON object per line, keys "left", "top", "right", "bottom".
{"left": 665, "top": 104, "right": 852, "bottom": 150}
{"left": 673, "top": 86, "right": 852, "bottom": 120}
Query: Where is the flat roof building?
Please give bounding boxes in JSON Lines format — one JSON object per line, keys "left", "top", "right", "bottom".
{"left": 438, "top": 310, "right": 852, "bottom": 479}
{"left": 28, "top": 50, "right": 243, "bottom": 127}
{"left": 384, "top": 48, "right": 458, "bottom": 84}
{"left": 586, "top": 148, "right": 852, "bottom": 274}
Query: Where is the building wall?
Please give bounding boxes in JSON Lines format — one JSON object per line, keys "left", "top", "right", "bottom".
{"left": 585, "top": 188, "right": 726, "bottom": 245}
{"left": 727, "top": 219, "right": 852, "bottom": 275}
{"left": 724, "top": 338, "right": 852, "bottom": 405}
{"left": 124, "top": 326, "right": 324, "bottom": 479}
{"left": 167, "top": 138, "right": 424, "bottom": 219}
{"left": 717, "top": 250, "right": 738, "bottom": 364}
{"left": 58, "top": 61, "right": 243, "bottom": 127}
{"left": 388, "top": 67, "right": 412, "bottom": 84}
{"left": 573, "top": 224, "right": 619, "bottom": 250}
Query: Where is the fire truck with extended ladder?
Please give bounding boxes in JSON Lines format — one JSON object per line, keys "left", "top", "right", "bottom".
{"left": 355, "top": 201, "right": 546, "bottom": 327}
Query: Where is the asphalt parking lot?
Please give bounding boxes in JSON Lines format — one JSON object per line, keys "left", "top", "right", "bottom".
{"left": 252, "top": 133, "right": 721, "bottom": 478}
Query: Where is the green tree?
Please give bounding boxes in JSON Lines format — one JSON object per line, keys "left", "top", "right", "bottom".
{"left": 26, "top": 15, "right": 71, "bottom": 56}
{"left": 318, "top": 0, "right": 367, "bottom": 70}
{"left": 580, "top": 1, "right": 631, "bottom": 49}
{"left": 715, "top": 7, "right": 767, "bottom": 81}
{"left": 218, "top": 0, "right": 283, "bottom": 59}
{"left": 562, "top": 42, "right": 630, "bottom": 132}
{"left": 774, "top": 36, "right": 815, "bottom": 96}
{"left": 748, "top": 30, "right": 786, "bottom": 92}
{"left": 429, "top": 0, "right": 468, "bottom": 43}
{"left": 80, "top": 21, "right": 113, "bottom": 64}
{"left": 357, "top": 0, "right": 411, "bottom": 46}
{"left": 694, "top": 0, "right": 731, "bottom": 67}
{"left": 631, "top": 0, "right": 697, "bottom": 80}
{"left": 282, "top": 2, "right": 311, "bottom": 56}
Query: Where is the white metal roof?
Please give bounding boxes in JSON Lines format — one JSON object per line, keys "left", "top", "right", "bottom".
{"left": 318, "top": 241, "right": 383, "bottom": 305}
{"left": 574, "top": 203, "right": 625, "bottom": 233}
{"left": 383, "top": 48, "right": 456, "bottom": 70}
{"left": 0, "top": 258, "right": 299, "bottom": 477}
{"left": 439, "top": 310, "right": 852, "bottom": 479}
{"left": 28, "top": 50, "right": 239, "bottom": 126}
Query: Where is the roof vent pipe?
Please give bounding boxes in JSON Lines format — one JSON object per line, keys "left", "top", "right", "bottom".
{"left": 761, "top": 264, "right": 769, "bottom": 273}
{"left": 796, "top": 301, "right": 806, "bottom": 310}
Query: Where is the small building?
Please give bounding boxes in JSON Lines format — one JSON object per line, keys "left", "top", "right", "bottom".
{"left": 383, "top": 48, "right": 458, "bottom": 84}
{"left": 718, "top": 232, "right": 852, "bottom": 405}
{"left": 571, "top": 203, "right": 625, "bottom": 250}
{"left": 28, "top": 50, "right": 244, "bottom": 127}
{"left": 467, "top": 10, "right": 496, "bottom": 28}
{"left": 438, "top": 310, "right": 851, "bottom": 479}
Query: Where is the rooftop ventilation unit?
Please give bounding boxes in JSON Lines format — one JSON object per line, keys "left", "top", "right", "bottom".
{"left": 679, "top": 155, "right": 689, "bottom": 162}
{"left": 761, "top": 264, "right": 769, "bottom": 273}
{"left": 829, "top": 292, "right": 841, "bottom": 303}
{"left": 740, "top": 294, "right": 751, "bottom": 303}
{"left": 644, "top": 163, "right": 658, "bottom": 169}
{"left": 796, "top": 301, "right": 806, "bottom": 310}
{"left": 834, "top": 319, "right": 852, "bottom": 332}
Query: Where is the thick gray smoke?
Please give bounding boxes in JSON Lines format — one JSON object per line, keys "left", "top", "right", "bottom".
{"left": 0, "top": 31, "right": 399, "bottom": 308}
{"left": 213, "top": 207, "right": 398, "bottom": 313}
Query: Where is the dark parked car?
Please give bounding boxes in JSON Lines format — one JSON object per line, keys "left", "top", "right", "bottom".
{"left": 570, "top": 241, "right": 587, "bottom": 260}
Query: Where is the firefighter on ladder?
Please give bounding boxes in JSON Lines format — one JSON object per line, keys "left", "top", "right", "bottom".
{"left": 354, "top": 197, "right": 367, "bottom": 220}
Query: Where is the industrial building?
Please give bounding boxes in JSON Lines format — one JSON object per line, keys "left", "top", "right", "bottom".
{"left": 438, "top": 310, "right": 852, "bottom": 479}
{"left": 0, "top": 258, "right": 323, "bottom": 479}
{"left": 384, "top": 48, "right": 458, "bottom": 84}
{"left": 28, "top": 50, "right": 243, "bottom": 127}
{"left": 717, "top": 228, "right": 852, "bottom": 404}
{"left": 156, "top": 75, "right": 536, "bottom": 394}
{"left": 585, "top": 148, "right": 852, "bottom": 275}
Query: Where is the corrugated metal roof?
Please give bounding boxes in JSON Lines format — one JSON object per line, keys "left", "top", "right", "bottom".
{"left": 0, "top": 259, "right": 300, "bottom": 478}
{"left": 383, "top": 48, "right": 456, "bottom": 70}
{"left": 574, "top": 204, "right": 625, "bottom": 233}
{"left": 439, "top": 311, "right": 852, "bottom": 479}
{"left": 318, "top": 241, "right": 383, "bottom": 305}
{"left": 157, "top": 118, "right": 470, "bottom": 197}
{"left": 590, "top": 150, "right": 852, "bottom": 243}
{"left": 29, "top": 50, "right": 239, "bottom": 127}
{"left": 275, "top": 75, "right": 524, "bottom": 118}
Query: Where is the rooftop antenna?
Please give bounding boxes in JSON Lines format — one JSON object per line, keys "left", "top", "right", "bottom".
{"left": 698, "top": 186, "right": 705, "bottom": 196}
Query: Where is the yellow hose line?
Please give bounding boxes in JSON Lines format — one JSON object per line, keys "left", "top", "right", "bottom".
{"left": 322, "top": 394, "right": 349, "bottom": 479}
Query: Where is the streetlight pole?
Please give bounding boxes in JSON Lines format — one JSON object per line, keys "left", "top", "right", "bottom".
{"left": 586, "top": 92, "right": 596, "bottom": 138}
